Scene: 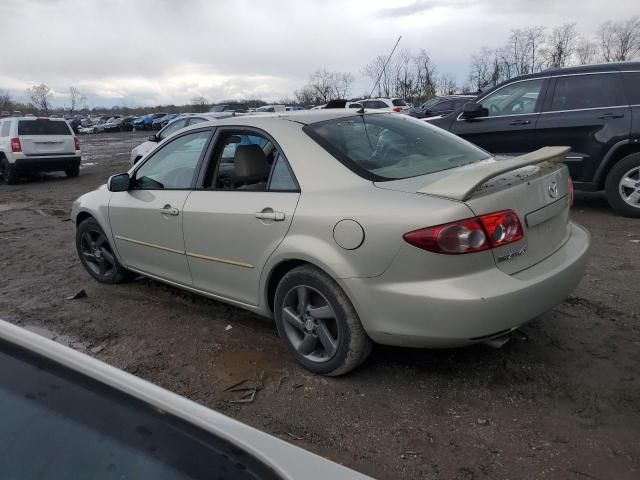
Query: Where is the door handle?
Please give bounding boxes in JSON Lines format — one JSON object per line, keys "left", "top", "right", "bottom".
{"left": 159, "top": 205, "right": 179, "bottom": 216}
{"left": 597, "top": 113, "right": 624, "bottom": 119}
{"left": 509, "top": 119, "right": 530, "bottom": 125}
{"left": 255, "top": 208, "right": 285, "bottom": 221}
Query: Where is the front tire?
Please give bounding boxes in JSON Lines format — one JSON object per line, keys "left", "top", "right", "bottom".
{"left": 274, "top": 265, "right": 372, "bottom": 376}
{"left": 76, "top": 217, "right": 132, "bottom": 284}
{"left": 605, "top": 153, "right": 640, "bottom": 218}
{"left": 1, "top": 158, "right": 18, "bottom": 185}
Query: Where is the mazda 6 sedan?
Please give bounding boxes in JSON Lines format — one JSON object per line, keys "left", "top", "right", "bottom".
{"left": 71, "top": 111, "right": 590, "bottom": 375}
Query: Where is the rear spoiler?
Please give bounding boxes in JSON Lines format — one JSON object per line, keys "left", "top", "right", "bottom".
{"left": 418, "top": 146, "right": 570, "bottom": 201}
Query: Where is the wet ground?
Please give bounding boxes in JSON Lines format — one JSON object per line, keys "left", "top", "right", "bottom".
{"left": 0, "top": 131, "right": 639, "bottom": 479}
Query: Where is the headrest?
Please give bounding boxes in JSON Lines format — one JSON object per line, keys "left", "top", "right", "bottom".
{"left": 234, "top": 144, "right": 270, "bottom": 178}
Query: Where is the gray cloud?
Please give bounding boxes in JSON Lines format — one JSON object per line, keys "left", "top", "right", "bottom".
{"left": 0, "top": 0, "right": 635, "bottom": 107}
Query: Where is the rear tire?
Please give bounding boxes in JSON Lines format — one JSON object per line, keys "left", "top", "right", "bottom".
{"left": 65, "top": 165, "right": 80, "bottom": 178}
{"left": 76, "top": 217, "right": 132, "bottom": 284}
{"left": 605, "top": 153, "right": 640, "bottom": 218}
{"left": 1, "top": 158, "right": 18, "bottom": 185}
{"left": 274, "top": 265, "right": 372, "bottom": 376}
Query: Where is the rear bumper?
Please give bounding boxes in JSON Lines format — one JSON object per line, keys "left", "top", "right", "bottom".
{"left": 339, "top": 221, "right": 590, "bottom": 348}
{"left": 13, "top": 156, "right": 81, "bottom": 172}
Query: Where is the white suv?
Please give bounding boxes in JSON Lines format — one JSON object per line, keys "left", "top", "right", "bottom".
{"left": 0, "top": 117, "right": 81, "bottom": 184}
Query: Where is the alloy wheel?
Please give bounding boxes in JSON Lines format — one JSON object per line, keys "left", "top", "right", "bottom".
{"left": 619, "top": 166, "right": 640, "bottom": 208}
{"left": 78, "top": 229, "right": 117, "bottom": 278}
{"left": 281, "top": 285, "right": 339, "bottom": 362}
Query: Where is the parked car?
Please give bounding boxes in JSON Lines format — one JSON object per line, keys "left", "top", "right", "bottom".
{"left": 72, "top": 111, "right": 589, "bottom": 375}
{"left": 104, "top": 116, "right": 136, "bottom": 132}
{"left": 0, "top": 319, "right": 370, "bottom": 480}
{"left": 428, "top": 62, "right": 640, "bottom": 217}
{"left": 129, "top": 112, "right": 234, "bottom": 165}
{"left": 133, "top": 113, "right": 166, "bottom": 131}
{"left": 409, "top": 95, "right": 476, "bottom": 119}
{"left": 0, "top": 117, "right": 81, "bottom": 184}
{"left": 323, "top": 99, "right": 364, "bottom": 109}
{"left": 360, "top": 97, "right": 409, "bottom": 113}
{"left": 256, "top": 105, "right": 287, "bottom": 113}
{"left": 152, "top": 113, "right": 178, "bottom": 130}
{"left": 209, "top": 102, "right": 249, "bottom": 113}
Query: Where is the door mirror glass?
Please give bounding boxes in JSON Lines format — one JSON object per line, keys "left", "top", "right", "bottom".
{"left": 461, "top": 102, "right": 487, "bottom": 119}
{"left": 107, "top": 173, "right": 130, "bottom": 192}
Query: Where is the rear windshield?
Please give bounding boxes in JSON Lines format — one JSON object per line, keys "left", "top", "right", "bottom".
{"left": 303, "top": 114, "right": 490, "bottom": 181}
{"left": 392, "top": 99, "right": 407, "bottom": 107}
{"left": 18, "top": 119, "right": 72, "bottom": 136}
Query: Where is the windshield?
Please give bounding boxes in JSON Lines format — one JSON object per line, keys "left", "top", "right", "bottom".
{"left": 303, "top": 114, "right": 490, "bottom": 181}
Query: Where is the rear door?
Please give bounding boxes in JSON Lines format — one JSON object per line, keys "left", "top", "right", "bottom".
{"left": 535, "top": 72, "right": 631, "bottom": 183}
{"left": 182, "top": 128, "right": 300, "bottom": 306}
{"left": 450, "top": 78, "right": 549, "bottom": 155}
{"left": 17, "top": 119, "right": 75, "bottom": 155}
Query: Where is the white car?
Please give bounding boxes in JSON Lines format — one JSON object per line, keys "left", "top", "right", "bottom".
{"left": 0, "top": 319, "right": 371, "bottom": 479}
{"left": 0, "top": 116, "right": 81, "bottom": 184}
{"left": 256, "top": 105, "right": 287, "bottom": 112}
{"left": 129, "top": 112, "right": 235, "bottom": 165}
{"left": 360, "top": 97, "right": 410, "bottom": 113}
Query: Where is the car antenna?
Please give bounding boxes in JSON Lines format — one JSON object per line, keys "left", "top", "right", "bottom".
{"left": 358, "top": 35, "right": 402, "bottom": 114}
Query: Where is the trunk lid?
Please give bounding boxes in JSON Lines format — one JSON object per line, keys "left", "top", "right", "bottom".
{"left": 375, "top": 147, "right": 572, "bottom": 274}
{"left": 17, "top": 119, "right": 76, "bottom": 156}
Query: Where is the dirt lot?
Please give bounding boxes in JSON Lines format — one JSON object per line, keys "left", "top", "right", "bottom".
{"left": 1, "top": 131, "right": 639, "bottom": 479}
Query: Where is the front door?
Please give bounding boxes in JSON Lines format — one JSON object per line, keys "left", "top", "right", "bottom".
{"left": 450, "top": 77, "right": 548, "bottom": 155}
{"left": 183, "top": 129, "right": 300, "bottom": 306}
{"left": 109, "top": 129, "right": 212, "bottom": 284}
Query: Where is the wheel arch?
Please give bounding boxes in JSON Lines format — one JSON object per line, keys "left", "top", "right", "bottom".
{"left": 594, "top": 140, "right": 640, "bottom": 188}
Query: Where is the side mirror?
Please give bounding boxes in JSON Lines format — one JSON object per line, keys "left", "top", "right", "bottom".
{"left": 148, "top": 134, "right": 158, "bottom": 142}
{"left": 107, "top": 173, "right": 130, "bottom": 192}
{"left": 461, "top": 102, "right": 487, "bottom": 119}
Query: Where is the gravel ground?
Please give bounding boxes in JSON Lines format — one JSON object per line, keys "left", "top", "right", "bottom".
{"left": 0, "top": 131, "right": 639, "bottom": 479}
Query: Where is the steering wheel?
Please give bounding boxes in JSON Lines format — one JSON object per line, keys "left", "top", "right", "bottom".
{"left": 489, "top": 104, "right": 500, "bottom": 115}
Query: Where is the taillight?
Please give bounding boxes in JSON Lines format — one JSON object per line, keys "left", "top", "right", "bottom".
{"left": 393, "top": 106, "right": 402, "bottom": 112}
{"left": 568, "top": 177, "right": 574, "bottom": 207}
{"left": 478, "top": 210, "right": 523, "bottom": 248}
{"left": 74, "top": 137, "right": 80, "bottom": 150}
{"left": 403, "top": 210, "right": 523, "bottom": 255}
{"left": 10, "top": 137, "right": 21, "bottom": 153}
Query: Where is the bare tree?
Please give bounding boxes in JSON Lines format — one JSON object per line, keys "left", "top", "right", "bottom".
{"left": 190, "top": 95, "right": 209, "bottom": 112}
{"left": 575, "top": 36, "right": 598, "bottom": 64}
{"left": 469, "top": 47, "right": 493, "bottom": 92}
{"left": 332, "top": 72, "right": 354, "bottom": 99}
{"left": 68, "top": 87, "right": 86, "bottom": 115}
{"left": 437, "top": 73, "right": 458, "bottom": 95}
{"left": 294, "top": 85, "right": 317, "bottom": 106}
{"left": 545, "top": 23, "right": 578, "bottom": 68}
{"left": 0, "top": 90, "right": 13, "bottom": 113}
{"left": 413, "top": 49, "right": 437, "bottom": 101}
{"left": 26, "top": 84, "right": 52, "bottom": 114}
{"left": 599, "top": 16, "right": 640, "bottom": 62}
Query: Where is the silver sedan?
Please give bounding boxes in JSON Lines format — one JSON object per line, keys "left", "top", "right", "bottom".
{"left": 71, "top": 111, "right": 590, "bottom": 375}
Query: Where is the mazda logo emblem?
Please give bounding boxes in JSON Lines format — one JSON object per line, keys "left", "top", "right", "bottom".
{"left": 548, "top": 180, "right": 558, "bottom": 198}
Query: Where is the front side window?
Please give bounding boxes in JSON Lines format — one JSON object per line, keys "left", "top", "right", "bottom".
{"left": 158, "top": 119, "right": 187, "bottom": 140}
{"left": 304, "top": 114, "right": 490, "bottom": 181}
{"left": 550, "top": 73, "right": 622, "bottom": 111}
{"left": 480, "top": 79, "right": 544, "bottom": 117}
{"left": 431, "top": 101, "right": 453, "bottom": 112}
{"left": 134, "top": 130, "right": 210, "bottom": 190}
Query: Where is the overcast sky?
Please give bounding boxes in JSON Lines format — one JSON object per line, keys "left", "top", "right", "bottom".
{"left": 0, "top": 0, "right": 635, "bottom": 108}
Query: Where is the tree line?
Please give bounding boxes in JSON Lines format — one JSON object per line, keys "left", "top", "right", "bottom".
{"left": 1, "top": 16, "right": 638, "bottom": 116}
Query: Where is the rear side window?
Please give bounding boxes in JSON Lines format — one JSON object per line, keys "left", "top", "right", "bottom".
{"left": 18, "top": 119, "right": 72, "bottom": 135}
{"left": 622, "top": 72, "right": 640, "bottom": 105}
{"left": 550, "top": 73, "right": 623, "bottom": 111}
{"left": 392, "top": 99, "right": 407, "bottom": 107}
{"left": 304, "top": 114, "right": 490, "bottom": 181}
{"left": 0, "top": 121, "right": 10, "bottom": 137}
